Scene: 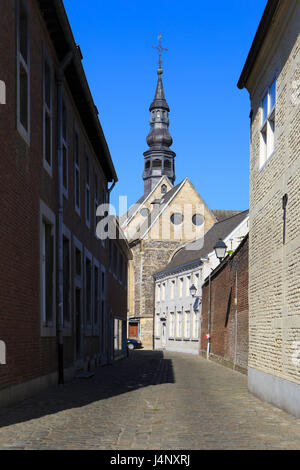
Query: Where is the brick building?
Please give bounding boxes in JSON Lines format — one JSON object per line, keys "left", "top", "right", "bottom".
{"left": 153, "top": 211, "right": 249, "bottom": 355}
{"left": 0, "top": 0, "right": 130, "bottom": 407}
{"left": 238, "top": 0, "right": 300, "bottom": 416}
{"left": 200, "top": 235, "right": 249, "bottom": 374}
{"left": 121, "top": 62, "right": 247, "bottom": 349}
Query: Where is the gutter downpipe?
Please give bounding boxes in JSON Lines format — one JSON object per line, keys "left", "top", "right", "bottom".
{"left": 207, "top": 270, "right": 211, "bottom": 360}
{"left": 56, "top": 51, "right": 73, "bottom": 385}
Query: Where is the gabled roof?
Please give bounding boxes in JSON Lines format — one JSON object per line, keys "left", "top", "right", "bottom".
{"left": 237, "top": 0, "right": 280, "bottom": 89}
{"left": 121, "top": 175, "right": 174, "bottom": 228}
{"left": 154, "top": 210, "right": 249, "bottom": 275}
{"left": 212, "top": 209, "right": 242, "bottom": 222}
{"left": 37, "top": 0, "right": 117, "bottom": 181}
{"left": 139, "top": 178, "right": 187, "bottom": 240}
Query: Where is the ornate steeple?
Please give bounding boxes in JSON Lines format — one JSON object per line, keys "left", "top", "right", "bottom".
{"left": 143, "top": 36, "right": 176, "bottom": 196}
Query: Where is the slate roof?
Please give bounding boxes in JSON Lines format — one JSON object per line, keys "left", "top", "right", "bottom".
{"left": 212, "top": 209, "right": 242, "bottom": 221}
{"left": 155, "top": 209, "right": 249, "bottom": 275}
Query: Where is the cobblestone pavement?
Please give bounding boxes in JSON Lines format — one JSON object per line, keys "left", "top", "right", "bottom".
{"left": 0, "top": 350, "right": 299, "bottom": 450}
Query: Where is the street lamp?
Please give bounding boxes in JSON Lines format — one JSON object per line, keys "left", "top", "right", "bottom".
{"left": 214, "top": 238, "right": 227, "bottom": 261}
{"left": 189, "top": 284, "right": 197, "bottom": 297}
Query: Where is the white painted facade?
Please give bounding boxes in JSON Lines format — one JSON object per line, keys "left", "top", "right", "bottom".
{"left": 154, "top": 215, "right": 249, "bottom": 354}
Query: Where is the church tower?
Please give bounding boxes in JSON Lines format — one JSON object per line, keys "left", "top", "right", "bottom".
{"left": 143, "top": 64, "right": 176, "bottom": 196}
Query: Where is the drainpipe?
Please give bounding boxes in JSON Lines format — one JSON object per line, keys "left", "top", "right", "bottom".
{"left": 107, "top": 178, "right": 116, "bottom": 203}
{"left": 207, "top": 270, "right": 211, "bottom": 360}
{"left": 234, "top": 269, "right": 238, "bottom": 366}
{"left": 56, "top": 51, "right": 73, "bottom": 385}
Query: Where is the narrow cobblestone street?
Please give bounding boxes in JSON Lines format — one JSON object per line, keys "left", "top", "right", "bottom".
{"left": 0, "top": 350, "right": 299, "bottom": 450}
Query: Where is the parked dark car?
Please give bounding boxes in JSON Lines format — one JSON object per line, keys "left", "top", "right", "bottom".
{"left": 127, "top": 338, "right": 142, "bottom": 350}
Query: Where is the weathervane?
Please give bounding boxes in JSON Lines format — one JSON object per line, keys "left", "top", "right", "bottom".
{"left": 152, "top": 33, "right": 168, "bottom": 70}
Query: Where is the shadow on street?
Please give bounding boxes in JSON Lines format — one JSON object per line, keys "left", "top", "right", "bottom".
{"left": 0, "top": 350, "right": 175, "bottom": 429}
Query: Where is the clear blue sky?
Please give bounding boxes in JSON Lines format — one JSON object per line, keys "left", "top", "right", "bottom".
{"left": 63, "top": 0, "right": 267, "bottom": 213}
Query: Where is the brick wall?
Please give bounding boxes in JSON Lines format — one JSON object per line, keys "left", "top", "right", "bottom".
{"left": 200, "top": 236, "right": 249, "bottom": 372}
{"left": 0, "top": 0, "right": 123, "bottom": 397}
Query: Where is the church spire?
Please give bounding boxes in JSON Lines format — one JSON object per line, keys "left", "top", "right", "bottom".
{"left": 143, "top": 36, "right": 176, "bottom": 196}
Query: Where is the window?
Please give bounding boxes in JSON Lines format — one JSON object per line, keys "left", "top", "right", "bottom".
{"left": 179, "top": 278, "right": 184, "bottom": 298}
{"left": 193, "top": 312, "right": 199, "bottom": 339}
{"left": 176, "top": 311, "right": 183, "bottom": 338}
{"left": 85, "top": 155, "right": 90, "bottom": 227}
{"left": 153, "top": 159, "right": 162, "bottom": 168}
{"left": 186, "top": 276, "right": 191, "bottom": 297}
{"left": 124, "top": 261, "right": 128, "bottom": 289}
{"left": 156, "top": 284, "right": 161, "bottom": 302}
{"left": 155, "top": 313, "right": 161, "bottom": 337}
{"left": 43, "top": 53, "right": 52, "bottom": 174}
{"left": 17, "top": 0, "right": 30, "bottom": 142}
{"left": 85, "top": 253, "right": 92, "bottom": 328}
{"left": 114, "top": 319, "right": 124, "bottom": 358}
{"left": 192, "top": 214, "right": 204, "bottom": 226}
{"left": 140, "top": 207, "right": 149, "bottom": 217}
{"left": 184, "top": 311, "right": 191, "bottom": 339}
{"left": 170, "top": 280, "right": 175, "bottom": 299}
{"left": 94, "top": 262, "right": 100, "bottom": 328}
{"left": 101, "top": 187, "right": 107, "bottom": 248}
{"left": 260, "top": 78, "right": 276, "bottom": 168}
{"left": 119, "top": 252, "right": 123, "bottom": 283}
{"left": 63, "top": 235, "right": 71, "bottom": 327}
{"left": 74, "top": 236, "right": 82, "bottom": 279}
{"left": 161, "top": 283, "right": 166, "bottom": 301}
{"left": 169, "top": 312, "right": 175, "bottom": 338}
{"left": 171, "top": 213, "right": 183, "bottom": 225}
{"left": 161, "top": 184, "right": 167, "bottom": 194}
{"left": 109, "top": 240, "right": 112, "bottom": 272}
{"left": 62, "top": 100, "right": 68, "bottom": 195}
{"left": 194, "top": 273, "right": 200, "bottom": 291}
{"left": 40, "top": 201, "right": 56, "bottom": 335}
{"left": 42, "top": 221, "right": 54, "bottom": 327}
{"left": 75, "top": 248, "right": 81, "bottom": 277}
{"left": 94, "top": 173, "right": 99, "bottom": 237}
{"left": 74, "top": 131, "right": 80, "bottom": 214}
{"left": 113, "top": 243, "right": 118, "bottom": 278}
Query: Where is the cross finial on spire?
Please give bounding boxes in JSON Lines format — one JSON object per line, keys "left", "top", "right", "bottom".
{"left": 152, "top": 33, "right": 168, "bottom": 71}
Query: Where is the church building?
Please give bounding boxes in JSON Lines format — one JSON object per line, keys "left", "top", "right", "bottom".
{"left": 121, "top": 55, "right": 242, "bottom": 349}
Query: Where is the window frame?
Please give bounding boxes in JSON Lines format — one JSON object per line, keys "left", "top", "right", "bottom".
{"left": 74, "top": 126, "right": 81, "bottom": 215}
{"left": 40, "top": 200, "right": 56, "bottom": 337}
{"left": 62, "top": 224, "right": 72, "bottom": 332}
{"left": 259, "top": 76, "right": 277, "bottom": 169}
{"left": 62, "top": 97, "right": 68, "bottom": 197}
{"left": 94, "top": 172, "right": 99, "bottom": 238}
{"left": 85, "top": 152, "right": 91, "bottom": 228}
{"left": 84, "top": 248, "right": 93, "bottom": 333}
{"left": 16, "top": 0, "right": 30, "bottom": 144}
{"left": 42, "top": 46, "right": 53, "bottom": 176}
{"left": 93, "top": 258, "right": 100, "bottom": 334}
{"left": 184, "top": 310, "right": 191, "bottom": 340}
{"left": 169, "top": 312, "right": 175, "bottom": 339}
{"left": 176, "top": 310, "right": 183, "bottom": 339}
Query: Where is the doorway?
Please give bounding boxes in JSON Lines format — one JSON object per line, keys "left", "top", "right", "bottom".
{"left": 162, "top": 321, "right": 167, "bottom": 348}
{"left": 75, "top": 287, "right": 82, "bottom": 362}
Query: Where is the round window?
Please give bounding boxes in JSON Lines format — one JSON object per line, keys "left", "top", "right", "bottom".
{"left": 192, "top": 214, "right": 204, "bottom": 226}
{"left": 140, "top": 208, "right": 149, "bottom": 217}
{"left": 161, "top": 184, "right": 167, "bottom": 194}
{"left": 171, "top": 213, "right": 183, "bottom": 225}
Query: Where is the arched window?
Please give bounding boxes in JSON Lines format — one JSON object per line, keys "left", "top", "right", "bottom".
{"left": 161, "top": 184, "right": 167, "bottom": 194}
{"left": 164, "top": 160, "right": 171, "bottom": 169}
{"left": 145, "top": 160, "right": 150, "bottom": 170}
{"left": 152, "top": 159, "right": 162, "bottom": 168}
